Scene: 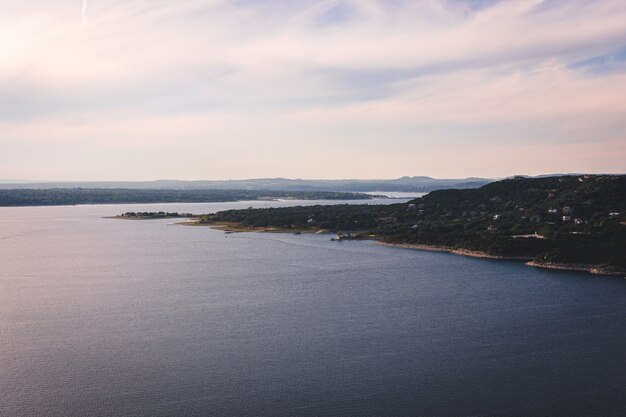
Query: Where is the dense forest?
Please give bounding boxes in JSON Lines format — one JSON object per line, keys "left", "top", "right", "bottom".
{"left": 199, "top": 175, "right": 626, "bottom": 270}
{"left": 0, "top": 189, "right": 375, "bottom": 207}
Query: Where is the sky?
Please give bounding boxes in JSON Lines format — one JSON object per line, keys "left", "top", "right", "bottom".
{"left": 1, "top": 0, "right": 625, "bottom": 181}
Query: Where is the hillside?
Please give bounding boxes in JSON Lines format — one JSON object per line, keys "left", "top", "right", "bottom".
{"left": 199, "top": 175, "right": 626, "bottom": 272}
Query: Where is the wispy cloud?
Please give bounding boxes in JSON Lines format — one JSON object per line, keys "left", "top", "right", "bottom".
{"left": 81, "top": 0, "right": 88, "bottom": 25}
{"left": 0, "top": 0, "right": 625, "bottom": 179}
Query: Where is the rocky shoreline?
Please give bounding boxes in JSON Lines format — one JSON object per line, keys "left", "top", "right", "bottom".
{"left": 375, "top": 242, "right": 533, "bottom": 261}
{"left": 376, "top": 242, "right": 625, "bottom": 277}
{"left": 526, "top": 261, "right": 626, "bottom": 277}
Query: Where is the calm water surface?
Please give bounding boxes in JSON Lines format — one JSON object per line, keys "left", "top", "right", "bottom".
{"left": 1, "top": 201, "right": 625, "bottom": 417}
{"left": 363, "top": 191, "right": 427, "bottom": 199}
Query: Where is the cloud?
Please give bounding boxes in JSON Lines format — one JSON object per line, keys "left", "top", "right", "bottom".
{"left": 0, "top": 0, "right": 625, "bottom": 179}
{"left": 81, "top": 0, "right": 88, "bottom": 24}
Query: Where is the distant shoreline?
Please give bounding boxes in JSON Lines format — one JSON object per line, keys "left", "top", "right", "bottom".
{"left": 107, "top": 214, "right": 199, "bottom": 220}
{"left": 0, "top": 189, "right": 379, "bottom": 207}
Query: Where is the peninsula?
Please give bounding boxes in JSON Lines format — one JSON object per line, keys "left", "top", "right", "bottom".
{"left": 194, "top": 175, "right": 626, "bottom": 275}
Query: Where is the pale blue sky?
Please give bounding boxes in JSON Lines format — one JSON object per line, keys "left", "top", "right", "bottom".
{"left": 1, "top": 0, "right": 625, "bottom": 180}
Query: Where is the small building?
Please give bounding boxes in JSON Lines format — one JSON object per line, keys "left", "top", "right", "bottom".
{"left": 493, "top": 214, "right": 501, "bottom": 220}
{"left": 574, "top": 218, "right": 585, "bottom": 225}
{"left": 562, "top": 206, "right": 574, "bottom": 215}
{"left": 562, "top": 215, "right": 572, "bottom": 222}
{"left": 609, "top": 212, "right": 620, "bottom": 217}
{"left": 408, "top": 204, "right": 416, "bottom": 210}
{"left": 547, "top": 208, "right": 558, "bottom": 214}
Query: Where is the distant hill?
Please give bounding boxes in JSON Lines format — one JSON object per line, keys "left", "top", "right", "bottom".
{"left": 0, "top": 177, "right": 492, "bottom": 192}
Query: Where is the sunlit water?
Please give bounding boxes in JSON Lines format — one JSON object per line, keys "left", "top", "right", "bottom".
{"left": 1, "top": 200, "right": 625, "bottom": 417}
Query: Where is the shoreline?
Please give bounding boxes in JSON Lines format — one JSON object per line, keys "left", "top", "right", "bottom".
{"left": 375, "top": 242, "right": 532, "bottom": 261}
{"left": 106, "top": 215, "right": 199, "bottom": 220}
{"left": 181, "top": 221, "right": 329, "bottom": 234}
{"left": 0, "top": 194, "right": 381, "bottom": 208}
{"left": 138, "top": 218, "right": 626, "bottom": 278}
{"left": 376, "top": 242, "right": 626, "bottom": 277}
{"left": 526, "top": 261, "right": 626, "bottom": 277}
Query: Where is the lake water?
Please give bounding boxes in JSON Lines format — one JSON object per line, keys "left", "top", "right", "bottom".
{"left": 1, "top": 201, "right": 625, "bottom": 417}
{"left": 363, "top": 191, "right": 427, "bottom": 199}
